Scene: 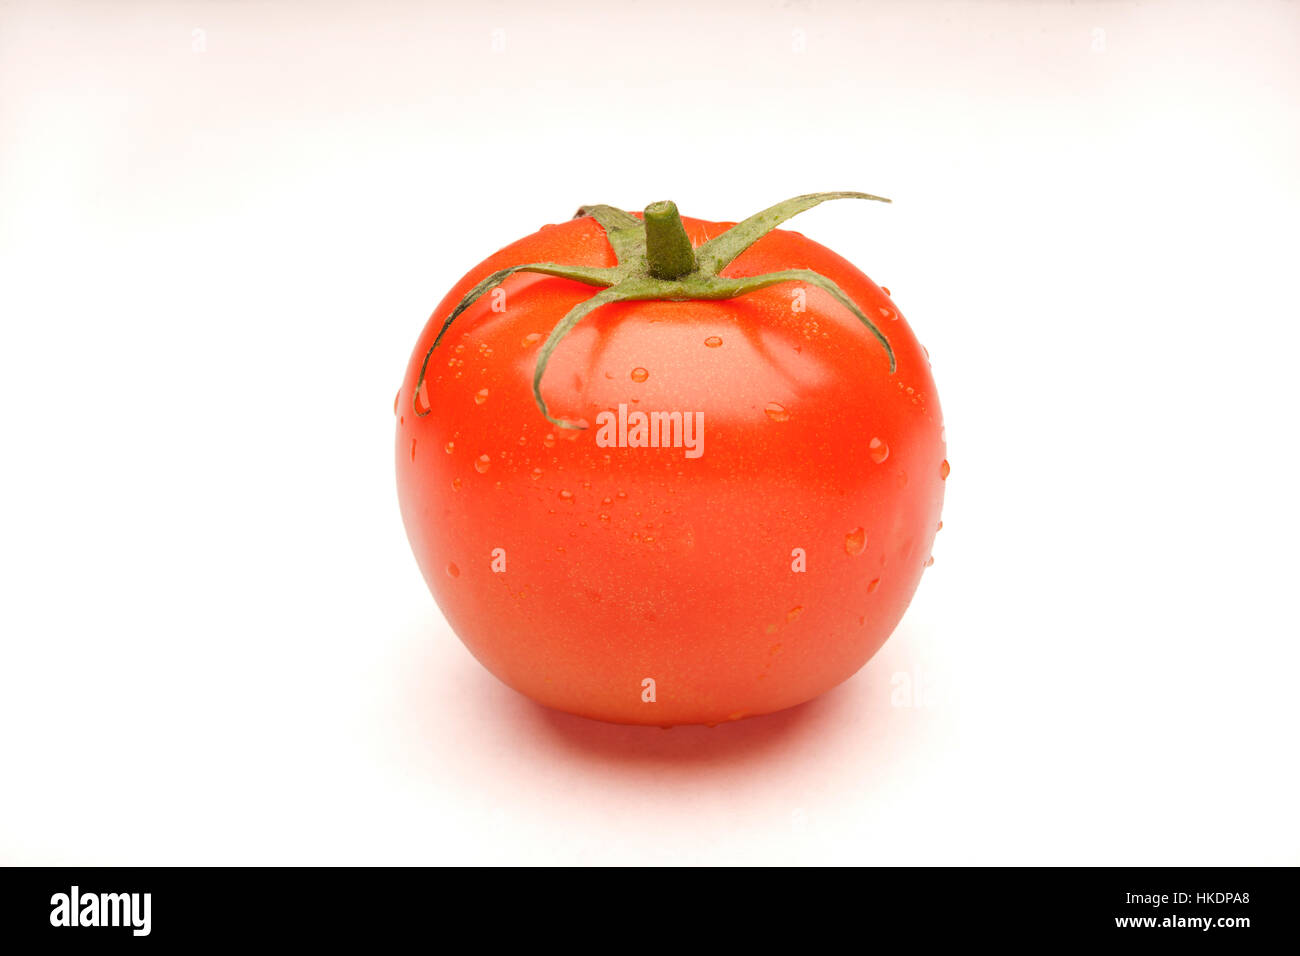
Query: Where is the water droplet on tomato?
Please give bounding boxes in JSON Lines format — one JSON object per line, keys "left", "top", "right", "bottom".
{"left": 522, "top": 333, "right": 541, "bottom": 348}
{"left": 413, "top": 383, "right": 430, "bottom": 416}
{"left": 598, "top": 513, "right": 611, "bottom": 523}
{"left": 631, "top": 367, "right": 649, "bottom": 383}
{"left": 845, "top": 527, "right": 867, "bottom": 556}
{"left": 764, "top": 402, "right": 789, "bottom": 422}
{"left": 530, "top": 467, "right": 543, "bottom": 480}
{"left": 446, "top": 562, "right": 460, "bottom": 578}
{"left": 393, "top": 390, "right": 400, "bottom": 415}
{"left": 881, "top": 285, "right": 892, "bottom": 297}
{"left": 869, "top": 437, "right": 889, "bottom": 463}
{"left": 409, "top": 439, "right": 416, "bottom": 461}
{"left": 543, "top": 433, "right": 556, "bottom": 448}
{"left": 940, "top": 459, "right": 951, "bottom": 480}
{"left": 558, "top": 489, "right": 574, "bottom": 503}
{"left": 444, "top": 441, "right": 455, "bottom": 454}
{"left": 868, "top": 578, "right": 881, "bottom": 593}
{"left": 897, "top": 470, "right": 909, "bottom": 489}
{"left": 475, "top": 388, "right": 489, "bottom": 405}
{"left": 925, "top": 556, "right": 935, "bottom": 567}
{"left": 787, "top": 606, "right": 804, "bottom": 622}
{"left": 937, "top": 520, "right": 943, "bottom": 531}
{"left": 451, "top": 477, "right": 463, "bottom": 491}
{"left": 475, "top": 454, "right": 491, "bottom": 474}
{"left": 704, "top": 336, "right": 723, "bottom": 348}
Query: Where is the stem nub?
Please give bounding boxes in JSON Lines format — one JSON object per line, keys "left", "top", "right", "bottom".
{"left": 642, "top": 201, "right": 695, "bottom": 280}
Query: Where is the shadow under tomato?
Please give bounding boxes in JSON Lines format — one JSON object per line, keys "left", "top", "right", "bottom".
{"left": 515, "top": 678, "right": 866, "bottom": 770}
{"left": 396, "top": 609, "right": 925, "bottom": 783}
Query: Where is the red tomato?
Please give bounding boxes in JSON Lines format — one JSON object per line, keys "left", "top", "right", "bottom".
{"left": 395, "top": 197, "right": 946, "bottom": 725}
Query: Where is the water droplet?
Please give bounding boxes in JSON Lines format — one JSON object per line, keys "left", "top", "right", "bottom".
{"left": 453, "top": 344, "right": 465, "bottom": 354}
{"left": 451, "top": 477, "right": 463, "bottom": 491}
{"left": 764, "top": 402, "right": 790, "bottom": 422}
{"left": 598, "top": 513, "right": 611, "bottom": 523}
{"left": 704, "top": 335, "right": 723, "bottom": 348}
{"left": 474, "top": 387, "right": 489, "bottom": 405}
{"left": 925, "top": 556, "right": 935, "bottom": 567}
{"left": 409, "top": 439, "right": 416, "bottom": 461}
{"left": 881, "top": 285, "right": 892, "bottom": 297}
{"left": 475, "top": 454, "right": 491, "bottom": 474}
{"left": 543, "top": 433, "right": 556, "bottom": 448}
{"left": 616, "top": 491, "right": 627, "bottom": 500}
{"left": 787, "top": 606, "right": 804, "bottom": 622}
{"left": 897, "top": 470, "right": 909, "bottom": 489}
{"left": 393, "top": 390, "right": 400, "bottom": 415}
{"left": 631, "top": 367, "right": 649, "bottom": 383}
{"left": 601, "top": 496, "right": 613, "bottom": 506}
{"left": 940, "top": 459, "right": 951, "bottom": 480}
{"left": 845, "top": 527, "right": 867, "bottom": 556}
{"left": 937, "top": 520, "right": 943, "bottom": 531}
{"left": 522, "top": 333, "right": 541, "bottom": 348}
{"left": 558, "top": 489, "right": 574, "bottom": 503}
{"left": 444, "top": 441, "right": 455, "bottom": 454}
{"left": 530, "top": 467, "right": 543, "bottom": 480}
{"left": 868, "top": 578, "right": 881, "bottom": 593}
{"left": 413, "top": 383, "right": 430, "bottom": 416}
{"left": 869, "top": 437, "right": 889, "bottom": 463}
{"left": 446, "top": 562, "right": 460, "bottom": 578}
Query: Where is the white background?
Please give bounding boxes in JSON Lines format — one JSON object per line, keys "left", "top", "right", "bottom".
{"left": 2, "top": 0, "right": 1297, "bottom": 865}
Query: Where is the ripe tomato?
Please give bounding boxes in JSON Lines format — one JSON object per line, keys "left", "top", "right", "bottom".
{"left": 395, "top": 195, "right": 946, "bottom": 725}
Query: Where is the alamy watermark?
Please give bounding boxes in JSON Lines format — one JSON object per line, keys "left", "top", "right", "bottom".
{"left": 595, "top": 404, "right": 704, "bottom": 459}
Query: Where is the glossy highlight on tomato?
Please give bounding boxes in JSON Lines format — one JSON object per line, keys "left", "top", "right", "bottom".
{"left": 395, "top": 195, "right": 946, "bottom": 725}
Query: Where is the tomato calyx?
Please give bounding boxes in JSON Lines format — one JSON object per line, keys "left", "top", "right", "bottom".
{"left": 413, "top": 192, "right": 897, "bottom": 429}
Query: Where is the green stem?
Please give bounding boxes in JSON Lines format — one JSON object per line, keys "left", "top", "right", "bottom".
{"left": 642, "top": 201, "right": 695, "bottom": 279}
{"left": 412, "top": 193, "right": 896, "bottom": 428}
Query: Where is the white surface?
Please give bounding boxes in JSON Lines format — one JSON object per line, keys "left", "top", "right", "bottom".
{"left": 1, "top": 0, "right": 1297, "bottom": 865}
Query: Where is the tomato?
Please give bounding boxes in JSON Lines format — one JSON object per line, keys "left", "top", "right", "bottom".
{"left": 395, "top": 194, "right": 946, "bottom": 725}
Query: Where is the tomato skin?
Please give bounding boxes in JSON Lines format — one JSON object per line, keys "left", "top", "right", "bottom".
{"left": 396, "top": 213, "right": 945, "bottom": 725}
